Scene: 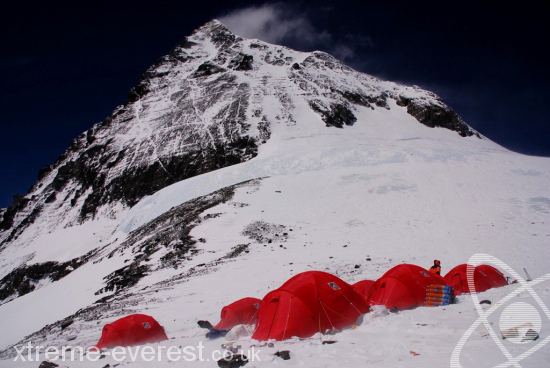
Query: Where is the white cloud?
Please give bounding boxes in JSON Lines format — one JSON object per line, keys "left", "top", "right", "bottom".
{"left": 218, "top": 3, "right": 374, "bottom": 67}
{"left": 218, "top": 3, "right": 329, "bottom": 47}
{"left": 330, "top": 44, "right": 356, "bottom": 62}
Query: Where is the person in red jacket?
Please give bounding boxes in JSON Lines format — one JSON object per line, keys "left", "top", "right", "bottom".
{"left": 430, "top": 260, "right": 441, "bottom": 275}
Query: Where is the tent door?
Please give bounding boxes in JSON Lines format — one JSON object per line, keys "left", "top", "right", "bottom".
{"left": 263, "top": 298, "right": 280, "bottom": 339}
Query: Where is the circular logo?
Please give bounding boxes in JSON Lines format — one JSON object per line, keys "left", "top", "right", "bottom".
{"left": 451, "top": 253, "right": 550, "bottom": 368}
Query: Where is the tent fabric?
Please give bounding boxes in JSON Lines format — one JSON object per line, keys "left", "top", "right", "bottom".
{"left": 352, "top": 280, "right": 376, "bottom": 298}
{"left": 444, "top": 264, "right": 507, "bottom": 295}
{"left": 252, "top": 271, "right": 369, "bottom": 341}
{"left": 95, "top": 314, "right": 168, "bottom": 349}
{"left": 214, "top": 297, "right": 262, "bottom": 330}
{"left": 368, "top": 264, "right": 448, "bottom": 310}
{"left": 477, "top": 265, "right": 508, "bottom": 288}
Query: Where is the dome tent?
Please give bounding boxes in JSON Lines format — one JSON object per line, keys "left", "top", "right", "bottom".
{"left": 353, "top": 280, "right": 376, "bottom": 298}
{"left": 368, "top": 264, "right": 449, "bottom": 310}
{"left": 252, "top": 271, "right": 369, "bottom": 341}
{"left": 444, "top": 264, "right": 508, "bottom": 295}
{"left": 214, "top": 297, "right": 262, "bottom": 330}
{"left": 477, "top": 265, "right": 508, "bottom": 288}
{"left": 95, "top": 314, "right": 168, "bottom": 349}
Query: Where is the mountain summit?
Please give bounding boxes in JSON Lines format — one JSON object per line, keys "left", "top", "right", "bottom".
{"left": 0, "top": 20, "right": 479, "bottom": 251}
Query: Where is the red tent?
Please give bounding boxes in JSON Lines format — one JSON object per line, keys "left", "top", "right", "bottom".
{"left": 444, "top": 264, "right": 507, "bottom": 295}
{"left": 353, "top": 280, "right": 375, "bottom": 299}
{"left": 95, "top": 314, "right": 168, "bottom": 349}
{"left": 368, "top": 264, "right": 448, "bottom": 310}
{"left": 252, "top": 271, "right": 369, "bottom": 341}
{"left": 214, "top": 297, "right": 262, "bottom": 330}
{"left": 477, "top": 265, "right": 508, "bottom": 288}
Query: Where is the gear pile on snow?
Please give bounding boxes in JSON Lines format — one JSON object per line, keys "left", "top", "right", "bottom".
{"left": 425, "top": 285, "right": 454, "bottom": 307}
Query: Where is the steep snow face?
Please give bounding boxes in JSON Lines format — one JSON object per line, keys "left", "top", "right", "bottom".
{"left": 0, "top": 20, "right": 479, "bottom": 270}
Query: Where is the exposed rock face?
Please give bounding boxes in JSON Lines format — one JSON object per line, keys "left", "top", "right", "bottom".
{"left": 94, "top": 178, "right": 261, "bottom": 296}
{"left": 0, "top": 195, "right": 28, "bottom": 231}
{"left": 308, "top": 101, "right": 357, "bottom": 128}
{"left": 0, "top": 250, "right": 96, "bottom": 304}
{"left": 0, "top": 208, "right": 5, "bottom": 224}
{"left": 396, "top": 95, "right": 479, "bottom": 137}
{"left": 228, "top": 53, "right": 254, "bottom": 71}
{"left": 0, "top": 19, "right": 479, "bottom": 254}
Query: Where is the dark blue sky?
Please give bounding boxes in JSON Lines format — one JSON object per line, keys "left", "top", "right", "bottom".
{"left": 1, "top": 0, "right": 549, "bottom": 208}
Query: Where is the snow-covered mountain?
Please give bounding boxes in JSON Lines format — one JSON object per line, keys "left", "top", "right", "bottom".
{"left": 0, "top": 20, "right": 549, "bottom": 367}
{"left": 0, "top": 20, "right": 478, "bottom": 266}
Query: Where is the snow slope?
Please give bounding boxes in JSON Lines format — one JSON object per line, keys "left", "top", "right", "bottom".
{"left": 2, "top": 285, "right": 548, "bottom": 368}
{"left": 120, "top": 97, "right": 486, "bottom": 233}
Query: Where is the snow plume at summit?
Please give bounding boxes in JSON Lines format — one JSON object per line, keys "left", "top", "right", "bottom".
{"left": 218, "top": 4, "right": 329, "bottom": 46}
{"left": 218, "top": 3, "right": 363, "bottom": 64}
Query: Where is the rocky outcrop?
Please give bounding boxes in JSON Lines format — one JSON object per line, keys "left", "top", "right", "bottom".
{"left": 396, "top": 95, "right": 479, "bottom": 137}
{"left": 94, "top": 178, "right": 262, "bottom": 295}
{"left": 292, "top": 51, "right": 476, "bottom": 136}
{"left": 0, "top": 249, "right": 96, "bottom": 304}
{"left": 308, "top": 100, "right": 357, "bottom": 128}
{"left": 229, "top": 53, "right": 254, "bottom": 71}
{"left": 0, "top": 195, "right": 28, "bottom": 231}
